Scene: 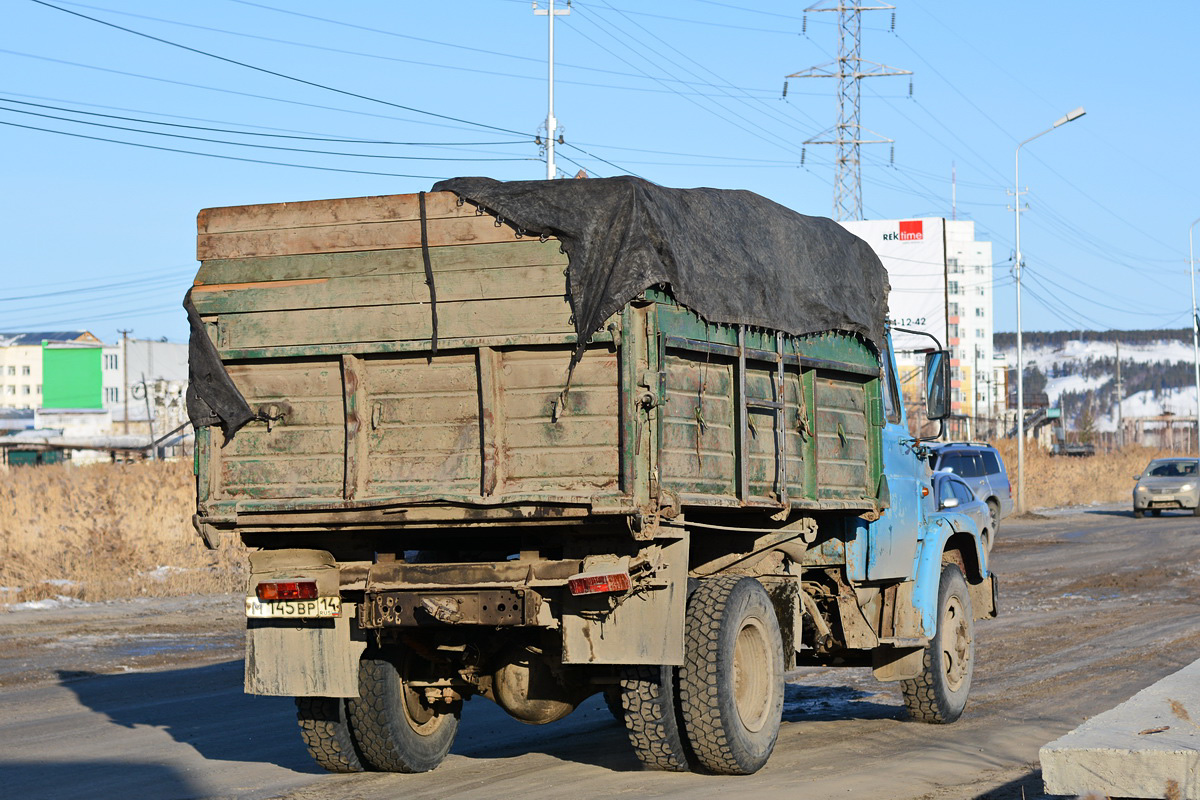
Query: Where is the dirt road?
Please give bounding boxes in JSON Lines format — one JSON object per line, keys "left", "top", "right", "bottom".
{"left": 2, "top": 506, "right": 1198, "bottom": 800}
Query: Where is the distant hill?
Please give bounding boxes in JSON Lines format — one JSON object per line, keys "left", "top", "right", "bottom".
{"left": 994, "top": 329, "right": 1197, "bottom": 432}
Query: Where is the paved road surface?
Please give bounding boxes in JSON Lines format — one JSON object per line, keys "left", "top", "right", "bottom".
{"left": 2, "top": 506, "right": 1198, "bottom": 800}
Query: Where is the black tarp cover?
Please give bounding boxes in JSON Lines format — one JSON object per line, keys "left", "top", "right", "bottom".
{"left": 186, "top": 177, "right": 889, "bottom": 441}
{"left": 432, "top": 176, "right": 890, "bottom": 362}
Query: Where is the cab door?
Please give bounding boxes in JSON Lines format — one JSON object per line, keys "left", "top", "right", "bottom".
{"left": 866, "top": 336, "right": 925, "bottom": 580}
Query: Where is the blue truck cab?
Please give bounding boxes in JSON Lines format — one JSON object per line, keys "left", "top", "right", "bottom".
{"left": 810, "top": 329, "right": 996, "bottom": 723}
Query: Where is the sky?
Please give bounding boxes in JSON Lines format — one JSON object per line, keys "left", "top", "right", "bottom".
{"left": 1, "top": 0, "right": 1197, "bottom": 345}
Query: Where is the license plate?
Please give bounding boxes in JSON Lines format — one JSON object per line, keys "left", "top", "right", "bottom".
{"left": 245, "top": 596, "right": 341, "bottom": 618}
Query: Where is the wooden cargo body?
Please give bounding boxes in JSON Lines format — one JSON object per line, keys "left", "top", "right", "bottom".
{"left": 190, "top": 191, "right": 884, "bottom": 531}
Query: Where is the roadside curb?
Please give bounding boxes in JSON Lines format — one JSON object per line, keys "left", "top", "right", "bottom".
{"left": 1040, "top": 658, "right": 1200, "bottom": 798}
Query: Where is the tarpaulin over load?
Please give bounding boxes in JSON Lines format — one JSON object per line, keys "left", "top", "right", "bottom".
{"left": 432, "top": 176, "right": 890, "bottom": 365}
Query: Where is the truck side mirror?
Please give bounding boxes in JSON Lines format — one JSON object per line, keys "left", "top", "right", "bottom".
{"left": 925, "top": 350, "right": 950, "bottom": 421}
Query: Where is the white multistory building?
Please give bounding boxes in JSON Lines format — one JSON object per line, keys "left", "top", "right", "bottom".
{"left": 944, "top": 220, "right": 994, "bottom": 426}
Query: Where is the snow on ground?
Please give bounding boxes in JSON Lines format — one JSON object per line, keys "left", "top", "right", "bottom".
{"left": 1045, "top": 373, "right": 1109, "bottom": 406}
{"left": 139, "top": 566, "right": 189, "bottom": 581}
{"left": 8, "top": 595, "right": 90, "bottom": 611}
{"left": 1007, "top": 339, "right": 1196, "bottom": 372}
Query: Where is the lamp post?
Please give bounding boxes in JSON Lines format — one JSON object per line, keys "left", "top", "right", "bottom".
{"left": 1189, "top": 217, "right": 1200, "bottom": 453}
{"left": 1014, "top": 106, "right": 1085, "bottom": 514}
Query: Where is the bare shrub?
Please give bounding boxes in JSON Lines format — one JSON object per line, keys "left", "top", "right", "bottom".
{"left": 0, "top": 459, "right": 244, "bottom": 605}
{"left": 992, "top": 440, "right": 1171, "bottom": 511}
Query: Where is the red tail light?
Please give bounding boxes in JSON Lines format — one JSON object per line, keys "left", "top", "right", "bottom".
{"left": 568, "top": 571, "right": 632, "bottom": 596}
{"left": 257, "top": 580, "right": 318, "bottom": 601}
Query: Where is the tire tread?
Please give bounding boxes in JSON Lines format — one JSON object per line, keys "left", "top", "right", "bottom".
{"left": 294, "top": 696, "right": 366, "bottom": 773}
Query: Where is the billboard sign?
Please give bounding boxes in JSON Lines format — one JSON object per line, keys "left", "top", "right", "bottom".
{"left": 838, "top": 218, "right": 947, "bottom": 353}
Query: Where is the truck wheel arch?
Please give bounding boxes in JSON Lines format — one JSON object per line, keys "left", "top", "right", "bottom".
{"left": 910, "top": 523, "right": 989, "bottom": 638}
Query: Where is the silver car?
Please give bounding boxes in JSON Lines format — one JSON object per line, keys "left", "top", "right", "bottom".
{"left": 1133, "top": 458, "right": 1200, "bottom": 518}
{"left": 934, "top": 471, "right": 994, "bottom": 552}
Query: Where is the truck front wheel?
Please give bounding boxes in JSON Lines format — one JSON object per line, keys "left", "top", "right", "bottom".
{"left": 294, "top": 697, "right": 366, "bottom": 773}
{"left": 678, "top": 576, "right": 784, "bottom": 775}
{"left": 347, "top": 652, "right": 461, "bottom": 773}
{"left": 901, "top": 563, "right": 974, "bottom": 723}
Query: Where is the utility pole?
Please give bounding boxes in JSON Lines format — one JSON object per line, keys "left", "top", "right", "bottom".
{"left": 787, "top": 2, "right": 910, "bottom": 221}
{"left": 118, "top": 328, "right": 132, "bottom": 435}
{"left": 1115, "top": 339, "right": 1123, "bottom": 450}
{"left": 533, "top": 0, "right": 570, "bottom": 180}
{"left": 1011, "top": 107, "right": 1086, "bottom": 514}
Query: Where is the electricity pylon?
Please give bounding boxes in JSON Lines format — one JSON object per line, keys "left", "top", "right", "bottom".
{"left": 788, "top": 2, "right": 910, "bottom": 221}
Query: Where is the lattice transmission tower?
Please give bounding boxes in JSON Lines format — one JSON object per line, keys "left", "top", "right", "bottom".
{"left": 787, "top": 2, "right": 910, "bottom": 221}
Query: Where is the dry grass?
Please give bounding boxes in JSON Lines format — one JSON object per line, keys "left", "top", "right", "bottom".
{"left": 992, "top": 439, "right": 1173, "bottom": 512}
{"left": 0, "top": 459, "right": 244, "bottom": 606}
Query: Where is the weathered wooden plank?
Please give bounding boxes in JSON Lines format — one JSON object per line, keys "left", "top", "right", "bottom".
{"left": 368, "top": 447, "right": 481, "bottom": 484}
{"left": 368, "top": 423, "right": 482, "bottom": 455}
{"left": 194, "top": 240, "right": 566, "bottom": 287}
{"left": 198, "top": 215, "right": 524, "bottom": 261}
{"left": 501, "top": 358, "right": 616, "bottom": 392}
{"left": 504, "top": 417, "right": 618, "bottom": 450}
{"left": 198, "top": 191, "right": 467, "bottom": 234}
{"left": 342, "top": 355, "right": 369, "bottom": 500}
{"left": 504, "top": 387, "right": 616, "bottom": 421}
{"left": 219, "top": 296, "right": 574, "bottom": 349}
{"left": 478, "top": 347, "right": 503, "bottom": 497}
{"left": 225, "top": 361, "right": 341, "bottom": 398}
{"left": 220, "top": 456, "right": 342, "bottom": 491}
{"left": 504, "top": 448, "right": 619, "bottom": 485}
{"left": 222, "top": 427, "right": 342, "bottom": 457}
{"left": 191, "top": 264, "right": 568, "bottom": 315}
{"left": 367, "top": 353, "right": 476, "bottom": 391}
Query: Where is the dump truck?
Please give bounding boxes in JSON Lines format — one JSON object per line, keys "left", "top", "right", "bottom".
{"left": 186, "top": 177, "right": 996, "bottom": 776}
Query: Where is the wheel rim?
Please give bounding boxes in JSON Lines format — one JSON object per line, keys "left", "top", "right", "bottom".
{"left": 398, "top": 657, "right": 442, "bottom": 735}
{"left": 732, "top": 616, "right": 772, "bottom": 733}
{"left": 941, "top": 595, "right": 971, "bottom": 693}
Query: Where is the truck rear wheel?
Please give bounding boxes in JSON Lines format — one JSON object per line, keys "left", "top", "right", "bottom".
{"left": 294, "top": 697, "right": 366, "bottom": 773}
{"left": 347, "top": 653, "right": 461, "bottom": 773}
{"left": 618, "top": 665, "right": 692, "bottom": 771}
{"left": 901, "top": 563, "right": 974, "bottom": 724}
{"left": 678, "top": 576, "right": 784, "bottom": 775}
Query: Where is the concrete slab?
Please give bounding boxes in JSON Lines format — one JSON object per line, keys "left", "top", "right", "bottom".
{"left": 1041, "top": 659, "right": 1200, "bottom": 799}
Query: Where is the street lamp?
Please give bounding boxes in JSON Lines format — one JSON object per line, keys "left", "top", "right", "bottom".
{"left": 1189, "top": 217, "right": 1200, "bottom": 453}
{"left": 1014, "top": 106, "right": 1086, "bottom": 514}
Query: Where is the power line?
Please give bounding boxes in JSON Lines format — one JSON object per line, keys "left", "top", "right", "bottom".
{"left": 565, "top": 7, "right": 808, "bottom": 161}
{"left": 29, "top": 0, "right": 530, "bottom": 137}
{"left": 0, "top": 118, "right": 448, "bottom": 179}
{"left": 0, "top": 103, "right": 536, "bottom": 162}
{"left": 0, "top": 48, "right": 518, "bottom": 136}
{"left": 586, "top": 0, "right": 826, "bottom": 135}
{"left": 0, "top": 95, "right": 528, "bottom": 147}
{"left": 225, "top": 0, "right": 787, "bottom": 94}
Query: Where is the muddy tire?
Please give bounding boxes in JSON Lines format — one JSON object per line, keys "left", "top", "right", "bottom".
{"left": 295, "top": 697, "right": 366, "bottom": 773}
{"left": 347, "top": 654, "right": 460, "bottom": 773}
{"left": 1133, "top": 509, "right": 1144, "bottom": 519}
{"left": 902, "top": 563, "right": 974, "bottom": 724}
{"left": 986, "top": 500, "right": 1000, "bottom": 535}
{"left": 678, "top": 576, "right": 784, "bottom": 775}
{"left": 618, "top": 665, "right": 692, "bottom": 771}
{"left": 1192, "top": 505, "right": 1200, "bottom": 517}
